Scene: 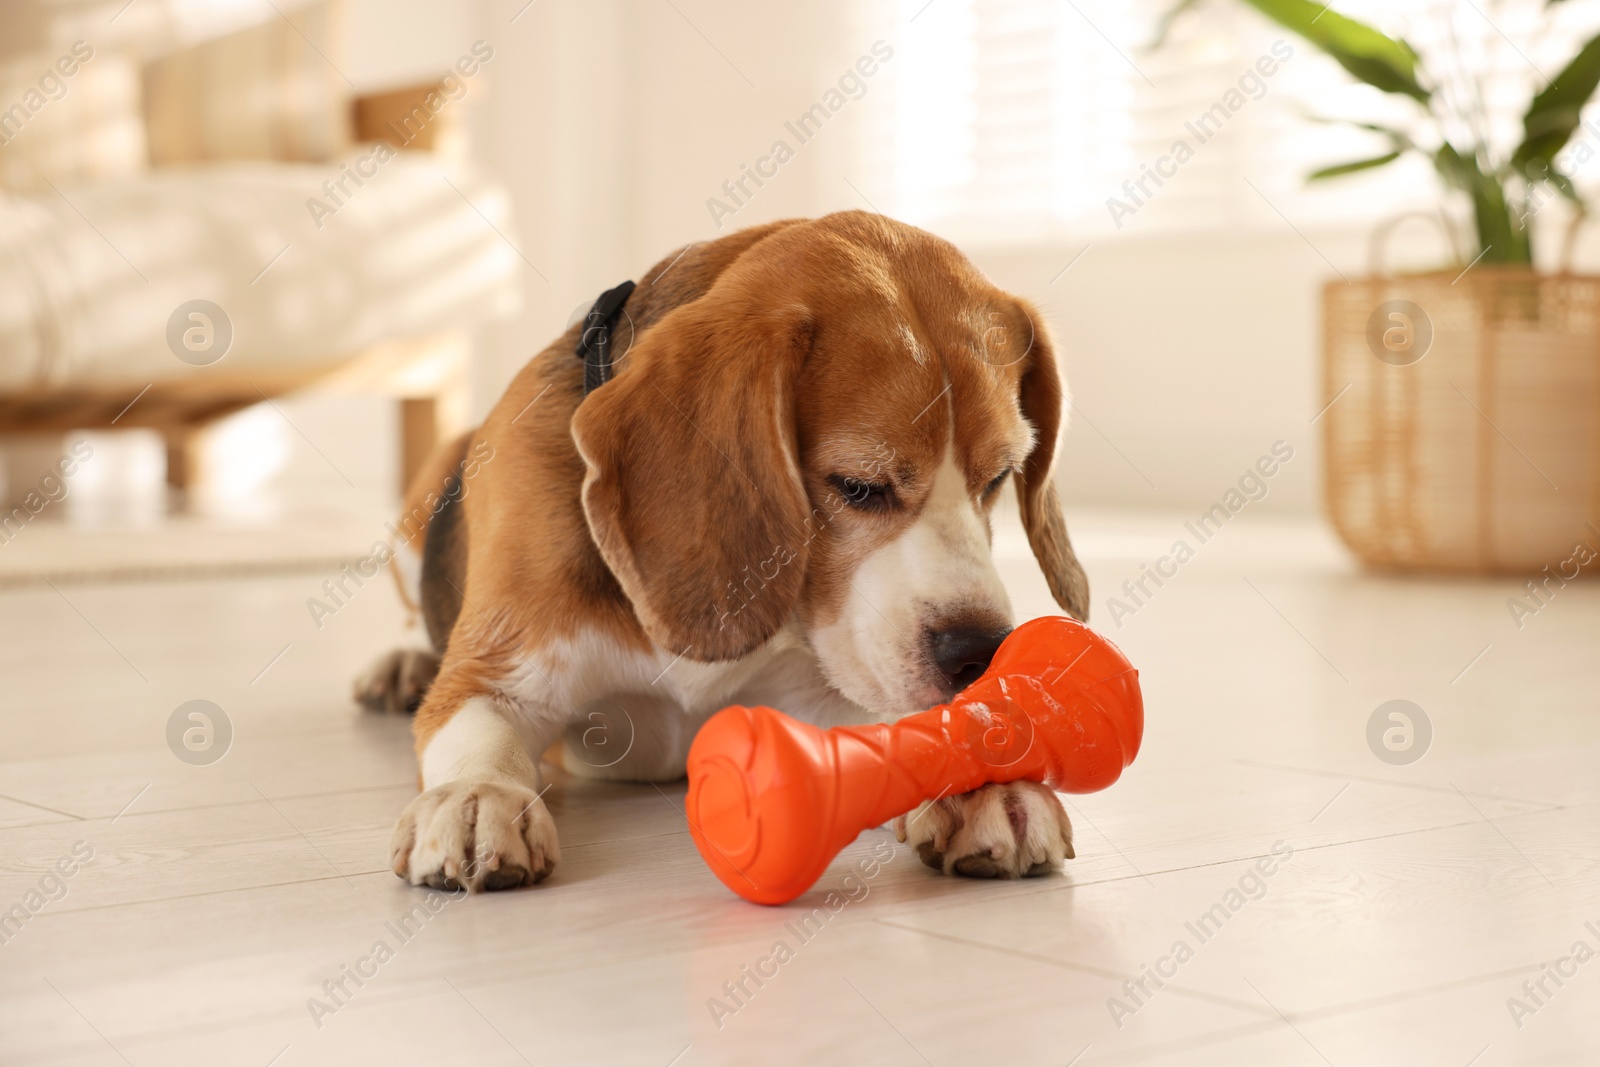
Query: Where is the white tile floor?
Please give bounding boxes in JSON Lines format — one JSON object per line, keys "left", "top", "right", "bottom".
{"left": 1, "top": 509, "right": 1597, "bottom": 1066}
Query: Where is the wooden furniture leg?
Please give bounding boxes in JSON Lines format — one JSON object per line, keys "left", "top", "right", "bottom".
{"left": 400, "top": 397, "right": 439, "bottom": 498}
{"left": 163, "top": 425, "right": 209, "bottom": 495}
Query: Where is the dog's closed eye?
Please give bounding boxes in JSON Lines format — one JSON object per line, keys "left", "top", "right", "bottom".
{"left": 829, "top": 474, "right": 896, "bottom": 513}
{"left": 981, "top": 469, "right": 1012, "bottom": 501}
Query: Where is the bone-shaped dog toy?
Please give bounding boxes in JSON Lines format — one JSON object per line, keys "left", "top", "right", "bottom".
{"left": 684, "top": 615, "right": 1144, "bottom": 904}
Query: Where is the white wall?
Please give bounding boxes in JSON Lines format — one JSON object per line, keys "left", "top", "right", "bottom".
{"left": 468, "top": 0, "right": 637, "bottom": 417}
{"left": 973, "top": 231, "right": 1351, "bottom": 515}
{"left": 343, "top": 0, "right": 480, "bottom": 92}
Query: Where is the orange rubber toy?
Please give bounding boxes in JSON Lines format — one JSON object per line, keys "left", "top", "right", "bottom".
{"left": 684, "top": 615, "right": 1143, "bottom": 904}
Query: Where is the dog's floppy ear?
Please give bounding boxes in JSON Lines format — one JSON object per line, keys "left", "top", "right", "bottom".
{"left": 572, "top": 299, "right": 813, "bottom": 661}
{"left": 1012, "top": 299, "right": 1090, "bottom": 621}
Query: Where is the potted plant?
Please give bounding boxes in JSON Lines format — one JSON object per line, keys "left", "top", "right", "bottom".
{"left": 1161, "top": 0, "right": 1600, "bottom": 573}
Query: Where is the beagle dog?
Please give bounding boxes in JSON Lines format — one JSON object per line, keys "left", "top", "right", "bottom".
{"left": 356, "top": 211, "right": 1089, "bottom": 892}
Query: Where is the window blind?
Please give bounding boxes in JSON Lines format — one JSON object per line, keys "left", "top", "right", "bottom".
{"left": 852, "top": 0, "right": 1600, "bottom": 244}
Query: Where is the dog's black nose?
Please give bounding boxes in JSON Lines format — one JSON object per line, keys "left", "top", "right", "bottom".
{"left": 930, "top": 626, "right": 1012, "bottom": 693}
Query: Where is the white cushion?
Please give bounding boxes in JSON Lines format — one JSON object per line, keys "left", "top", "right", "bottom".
{"left": 0, "top": 50, "right": 148, "bottom": 194}
{"left": 0, "top": 151, "right": 524, "bottom": 391}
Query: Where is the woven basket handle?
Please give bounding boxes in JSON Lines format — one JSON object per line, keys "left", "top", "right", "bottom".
{"left": 1368, "top": 210, "right": 1462, "bottom": 277}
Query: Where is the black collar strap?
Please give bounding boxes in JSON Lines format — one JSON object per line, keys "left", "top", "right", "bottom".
{"left": 576, "top": 280, "right": 636, "bottom": 395}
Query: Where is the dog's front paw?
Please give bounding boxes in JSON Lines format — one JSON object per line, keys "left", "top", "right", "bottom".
{"left": 390, "top": 780, "right": 558, "bottom": 892}
{"left": 893, "top": 781, "right": 1073, "bottom": 879}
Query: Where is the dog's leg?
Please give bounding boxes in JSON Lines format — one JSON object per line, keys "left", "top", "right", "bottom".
{"left": 390, "top": 680, "right": 563, "bottom": 892}
{"left": 892, "top": 781, "right": 1074, "bottom": 879}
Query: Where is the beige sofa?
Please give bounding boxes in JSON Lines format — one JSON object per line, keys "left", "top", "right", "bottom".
{"left": 0, "top": 0, "right": 521, "bottom": 497}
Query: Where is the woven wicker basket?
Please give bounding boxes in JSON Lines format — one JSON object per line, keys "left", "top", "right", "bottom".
{"left": 1323, "top": 267, "right": 1600, "bottom": 573}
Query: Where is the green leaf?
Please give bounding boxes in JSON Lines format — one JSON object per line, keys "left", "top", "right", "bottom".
{"left": 1435, "top": 144, "right": 1532, "bottom": 264}
{"left": 1433, "top": 143, "right": 1476, "bottom": 194}
{"left": 1512, "top": 32, "right": 1600, "bottom": 175}
{"left": 1238, "top": 0, "right": 1430, "bottom": 102}
{"left": 1549, "top": 168, "right": 1581, "bottom": 203}
{"left": 1309, "top": 151, "right": 1402, "bottom": 180}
